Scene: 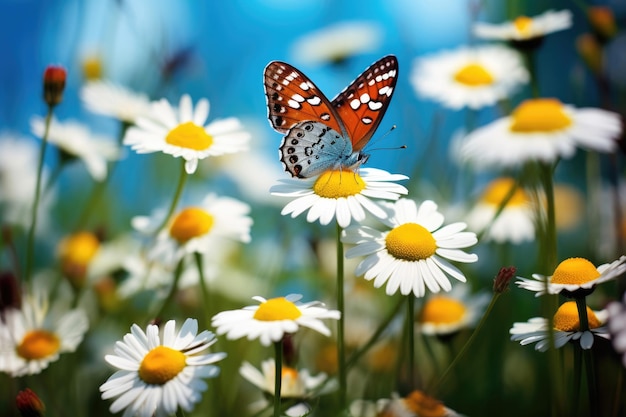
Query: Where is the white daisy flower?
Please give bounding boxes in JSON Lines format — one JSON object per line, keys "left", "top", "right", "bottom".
{"left": 80, "top": 80, "right": 152, "bottom": 124}
{"left": 350, "top": 390, "right": 461, "bottom": 417}
{"left": 516, "top": 256, "right": 626, "bottom": 297}
{"left": 465, "top": 177, "right": 535, "bottom": 244}
{"left": 458, "top": 98, "right": 622, "bottom": 169}
{"left": 100, "top": 318, "right": 226, "bottom": 417}
{"left": 211, "top": 294, "right": 340, "bottom": 346}
{"left": 343, "top": 198, "right": 478, "bottom": 298}
{"left": 607, "top": 293, "right": 626, "bottom": 367}
{"left": 411, "top": 45, "right": 529, "bottom": 110}
{"left": 240, "top": 358, "right": 327, "bottom": 398}
{"left": 132, "top": 193, "right": 252, "bottom": 265}
{"left": 30, "top": 116, "right": 120, "bottom": 181}
{"left": 123, "top": 94, "right": 250, "bottom": 174}
{"left": 0, "top": 291, "right": 88, "bottom": 376}
{"left": 290, "top": 21, "right": 382, "bottom": 65}
{"left": 270, "top": 168, "right": 408, "bottom": 229}
{"left": 510, "top": 301, "right": 609, "bottom": 351}
{"left": 474, "top": 9, "right": 573, "bottom": 42}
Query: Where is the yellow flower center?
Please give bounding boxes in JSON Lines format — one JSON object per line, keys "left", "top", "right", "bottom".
{"left": 168, "top": 207, "right": 214, "bottom": 244}
{"left": 58, "top": 232, "right": 100, "bottom": 286}
{"left": 420, "top": 296, "right": 467, "bottom": 325}
{"left": 313, "top": 170, "right": 366, "bottom": 198}
{"left": 16, "top": 330, "right": 60, "bottom": 360}
{"left": 253, "top": 297, "right": 302, "bottom": 321}
{"left": 513, "top": 16, "right": 534, "bottom": 37}
{"left": 509, "top": 98, "right": 573, "bottom": 133}
{"left": 482, "top": 177, "right": 529, "bottom": 207}
{"left": 165, "top": 121, "right": 213, "bottom": 151}
{"left": 551, "top": 257, "right": 600, "bottom": 285}
{"left": 385, "top": 223, "right": 437, "bottom": 261}
{"left": 403, "top": 390, "right": 447, "bottom": 417}
{"left": 553, "top": 301, "right": 601, "bottom": 331}
{"left": 138, "top": 346, "right": 186, "bottom": 385}
{"left": 453, "top": 63, "right": 494, "bottom": 86}
{"left": 82, "top": 55, "right": 103, "bottom": 80}
{"left": 282, "top": 366, "right": 299, "bottom": 381}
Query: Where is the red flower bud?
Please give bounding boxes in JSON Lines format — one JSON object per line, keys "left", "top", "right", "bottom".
{"left": 16, "top": 388, "right": 45, "bottom": 417}
{"left": 43, "top": 65, "right": 67, "bottom": 107}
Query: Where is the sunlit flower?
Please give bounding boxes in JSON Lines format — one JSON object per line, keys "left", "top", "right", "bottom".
{"left": 80, "top": 80, "right": 152, "bottom": 124}
{"left": 100, "top": 319, "right": 226, "bottom": 417}
{"left": 458, "top": 98, "right": 622, "bottom": 169}
{"left": 510, "top": 301, "right": 609, "bottom": 351}
{"left": 350, "top": 390, "right": 461, "bottom": 417}
{"left": 465, "top": 177, "right": 535, "bottom": 244}
{"left": 291, "top": 21, "right": 382, "bottom": 65}
{"left": 240, "top": 358, "right": 327, "bottom": 398}
{"left": 418, "top": 285, "right": 489, "bottom": 336}
{"left": 343, "top": 198, "right": 478, "bottom": 298}
{"left": 123, "top": 94, "right": 249, "bottom": 174}
{"left": 132, "top": 193, "right": 252, "bottom": 264}
{"left": 270, "top": 168, "right": 408, "bottom": 228}
{"left": 30, "top": 116, "right": 120, "bottom": 181}
{"left": 607, "top": 293, "right": 626, "bottom": 367}
{"left": 411, "top": 45, "right": 528, "bottom": 109}
{"left": 516, "top": 256, "right": 626, "bottom": 297}
{"left": 474, "top": 9, "right": 573, "bottom": 42}
{"left": 57, "top": 231, "right": 101, "bottom": 289}
{"left": 0, "top": 291, "right": 88, "bottom": 376}
{"left": 211, "top": 294, "right": 340, "bottom": 346}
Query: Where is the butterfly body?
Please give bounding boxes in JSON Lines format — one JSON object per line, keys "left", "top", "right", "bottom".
{"left": 264, "top": 55, "right": 398, "bottom": 178}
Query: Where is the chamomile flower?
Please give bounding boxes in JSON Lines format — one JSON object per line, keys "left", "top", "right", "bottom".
{"left": 516, "top": 256, "right": 626, "bottom": 297}
{"left": 510, "top": 301, "right": 609, "bottom": 351}
{"left": 124, "top": 94, "right": 250, "bottom": 174}
{"left": 458, "top": 98, "right": 622, "bottom": 169}
{"left": 474, "top": 9, "right": 573, "bottom": 42}
{"left": 607, "top": 293, "right": 626, "bottom": 367}
{"left": 211, "top": 295, "right": 340, "bottom": 346}
{"left": 57, "top": 231, "right": 101, "bottom": 289}
{"left": 240, "top": 359, "right": 327, "bottom": 398}
{"left": 100, "top": 319, "right": 226, "bottom": 417}
{"left": 270, "top": 168, "right": 408, "bottom": 229}
{"left": 411, "top": 45, "right": 528, "bottom": 110}
{"left": 465, "top": 177, "right": 535, "bottom": 244}
{"left": 343, "top": 198, "right": 478, "bottom": 298}
{"left": 30, "top": 116, "right": 120, "bottom": 181}
{"left": 0, "top": 291, "right": 88, "bottom": 376}
{"left": 350, "top": 390, "right": 461, "bottom": 417}
{"left": 80, "top": 80, "right": 152, "bottom": 124}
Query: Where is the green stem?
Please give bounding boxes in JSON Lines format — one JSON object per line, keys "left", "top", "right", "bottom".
{"left": 273, "top": 340, "right": 283, "bottom": 417}
{"left": 336, "top": 223, "right": 346, "bottom": 411}
{"left": 25, "top": 106, "right": 54, "bottom": 285}
{"left": 575, "top": 297, "right": 598, "bottom": 417}
{"left": 194, "top": 252, "right": 211, "bottom": 323}
{"left": 152, "top": 257, "right": 185, "bottom": 320}
{"left": 573, "top": 339, "right": 582, "bottom": 417}
{"left": 476, "top": 178, "right": 520, "bottom": 242}
{"left": 155, "top": 159, "right": 188, "bottom": 236}
{"left": 407, "top": 295, "right": 415, "bottom": 388}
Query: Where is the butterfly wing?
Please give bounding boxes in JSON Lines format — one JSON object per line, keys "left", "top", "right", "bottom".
{"left": 332, "top": 55, "right": 398, "bottom": 151}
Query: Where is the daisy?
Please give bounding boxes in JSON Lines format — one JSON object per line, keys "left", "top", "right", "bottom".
{"left": 80, "top": 80, "right": 152, "bottom": 124}
{"left": 57, "top": 231, "right": 101, "bottom": 289}
{"left": 0, "top": 291, "right": 88, "bottom": 376}
{"left": 132, "top": 193, "right": 252, "bottom": 265}
{"left": 607, "top": 293, "right": 626, "bottom": 367}
{"left": 465, "top": 177, "right": 535, "bottom": 244}
{"left": 211, "top": 294, "right": 340, "bottom": 346}
{"left": 474, "top": 9, "right": 573, "bottom": 42}
{"left": 342, "top": 198, "right": 478, "bottom": 298}
{"left": 100, "top": 318, "right": 226, "bottom": 417}
{"left": 516, "top": 256, "right": 626, "bottom": 298}
{"left": 458, "top": 98, "right": 622, "bottom": 169}
{"left": 290, "top": 21, "right": 382, "bottom": 65}
{"left": 418, "top": 285, "right": 489, "bottom": 336}
{"left": 411, "top": 45, "right": 529, "bottom": 110}
{"left": 123, "top": 94, "right": 250, "bottom": 174}
{"left": 30, "top": 116, "right": 120, "bottom": 181}
{"left": 270, "top": 167, "right": 408, "bottom": 229}
{"left": 510, "top": 301, "right": 609, "bottom": 351}
{"left": 350, "top": 390, "right": 461, "bottom": 417}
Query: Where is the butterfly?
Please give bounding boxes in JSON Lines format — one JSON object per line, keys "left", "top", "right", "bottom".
{"left": 263, "top": 55, "right": 398, "bottom": 178}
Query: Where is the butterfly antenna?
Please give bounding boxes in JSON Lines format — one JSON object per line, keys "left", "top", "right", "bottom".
{"left": 366, "top": 125, "right": 407, "bottom": 152}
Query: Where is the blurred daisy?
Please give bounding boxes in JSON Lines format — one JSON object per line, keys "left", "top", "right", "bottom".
{"left": 100, "top": 318, "right": 226, "bottom": 417}
{"left": 57, "top": 231, "right": 101, "bottom": 290}
{"left": 0, "top": 291, "right": 88, "bottom": 376}
{"left": 291, "top": 21, "right": 382, "bottom": 65}
{"left": 80, "top": 80, "right": 151, "bottom": 124}
{"left": 132, "top": 193, "right": 252, "bottom": 264}
{"left": 211, "top": 294, "right": 340, "bottom": 346}
{"left": 124, "top": 94, "right": 249, "bottom": 174}
{"left": 270, "top": 168, "right": 408, "bottom": 229}
{"left": 350, "top": 390, "right": 461, "bottom": 417}
{"left": 30, "top": 116, "right": 120, "bottom": 181}
{"left": 474, "top": 9, "right": 573, "bottom": 42}
{"left": 343, "top": 199, "right": 478, "bottom": 298}
{"left": 411, "top": 45, "right": 528, "bottom": 110}
{"left": 458, "top": 98, "right": 622, "bottom": 169}
{"left": 607, "top": 293, "right": 626, "bottom": 367}
{"left": 516, "top": 256, "right": 626, "bottom": 297}
{"left": 418, "top": 285, "right": 489, "bottom": 336}
{"left": 465, "top": 177, "right": 535, "bottom": 244}
{"left": 510, "top": 301, "right": 609, "bottom": 351}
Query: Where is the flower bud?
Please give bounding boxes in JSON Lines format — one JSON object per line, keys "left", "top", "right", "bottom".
{"left": 43, "top": 65, "right": 66, "bottom": 107}
{"left": 588, "top": 6, "right": 617, "bottom": 42}
{"left": 16, "top": 388, "right": 45, "bottom": 417}
{"left": 493, "top": 266, "right": 516, "bottom": 294}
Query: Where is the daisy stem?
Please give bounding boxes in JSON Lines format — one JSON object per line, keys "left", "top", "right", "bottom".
{"left": 153, "top": 256, "right": 184, "bottom": 320}
{"left": 336, "top": 223, "right": 347, "bottom": 411}
{"left": 407, "top": 295, "right": 415, "bottom": 388}
{"left": 573, "top": 341, "right": 582, "bottom": 417}
{"left": 194, "top": 252, "right": 211, "bottom": 322}
{"left": 273, "top": 340, "right": 283, "bottom": 417}
{"left": 155, "top": 159, "right": 188, "bottom": 235}
{"left": 575, "top": 296, "right": 599, "bottom": 417}
{"left": 24, "top": 105, "right": 54, "bottom": 285}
